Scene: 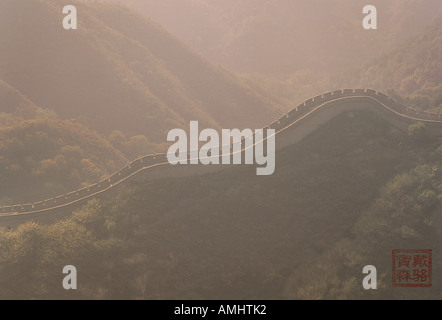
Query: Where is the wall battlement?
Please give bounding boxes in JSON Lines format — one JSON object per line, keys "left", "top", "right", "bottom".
{"left": 1, "top": 89, "right": 441, "bottom": 218}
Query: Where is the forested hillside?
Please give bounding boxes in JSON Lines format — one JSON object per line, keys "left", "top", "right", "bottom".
{"left": 0, "top": 0, "right": 284, "bottom": 203}
{"left": 119, "top": 0, "right": 442, "bottom": 76}
{"left": 346, "top": 18, "right": 442, "bottom": 113}
{"left": 241, "top": 17, "right": 442, "bottom": 113}
{"left": 1, "top": 110, "right": 440, "bottom": 299}
{"left": 1, "top": 0, "right": 280, "bottom": 142}
{"left": 1, "top": 0, "right": 441, "bottom": 301}
{"left": 0, "top": 120, "right": 127, "bottom": 205}
{"left": 0, "top": 80, "right": 56, "bottom": 126}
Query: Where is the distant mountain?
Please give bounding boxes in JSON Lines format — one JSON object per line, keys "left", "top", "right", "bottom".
{"left": 239, "top": 17, "right": 442, "bottom": 113}
{"left": 342, "top": 17, "right": 442, "bottom": 111}
{"left": 0, "top": 80, "right": 38, "bottom": 117}
{"left": 0, "top": 0, "right": 280, "bottom": 142}
{"left": 0, "top": 80, "right": 57, "bottom": 126}
{"left": 118, "top": 0, "right": 442, "bottom": 76}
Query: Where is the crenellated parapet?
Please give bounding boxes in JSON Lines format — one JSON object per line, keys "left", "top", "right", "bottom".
{"left": 1, "top": 89, "right": 441, "bottom": 217}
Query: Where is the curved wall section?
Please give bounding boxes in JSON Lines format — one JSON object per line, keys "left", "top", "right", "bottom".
{"left": 1, "top": 89, "right": 441, "bottom": 219}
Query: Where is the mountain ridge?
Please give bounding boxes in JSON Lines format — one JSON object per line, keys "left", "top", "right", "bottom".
{"left": 117, "top": 0, "right": 442, "bottom": 76}
{"left": 2, "top": 88, "right": 441, "bottom": 221}
{"left": 0, "top": 0, "right": 280, "bottom": 142}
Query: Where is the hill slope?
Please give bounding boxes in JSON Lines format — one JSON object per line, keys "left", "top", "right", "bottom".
{"left": 0, "top": 119, "right": 127, "bottom": 204}
{"left": 1, "top": 109, "right": 440, "bottom": 299}
{"left": 345, "top": 17, "right": 442, "bottom": 112}
{"left": 0, "top": 80, "right": 57, "bottom": 126}
{"left": 0, "top": 0, "right": 279, "bottom": 142}
{"left": 119, "top": 0, "right": 442, "bottom": 76}
{"left": 241, "top": 17, "right": 442, "bottom": 112}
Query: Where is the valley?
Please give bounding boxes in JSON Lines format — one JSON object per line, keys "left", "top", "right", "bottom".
{"left": 0, "top": 0, "right": 441, "bottom": 301}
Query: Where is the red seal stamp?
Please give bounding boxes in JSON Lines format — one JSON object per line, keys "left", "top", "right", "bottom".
{"left": 392, "top": 249, "right": 432, "bottom": 287}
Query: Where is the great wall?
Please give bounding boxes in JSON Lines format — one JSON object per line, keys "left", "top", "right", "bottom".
{"left": 1, "top": 88, "right": 442, "bottom": 222}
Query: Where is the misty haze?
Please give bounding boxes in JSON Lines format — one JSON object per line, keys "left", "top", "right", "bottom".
{"left": 0, "top": 0, "right": 441, "bottom": 301}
